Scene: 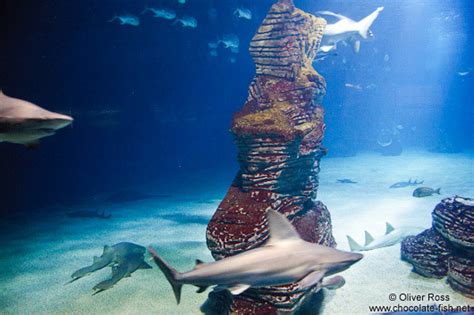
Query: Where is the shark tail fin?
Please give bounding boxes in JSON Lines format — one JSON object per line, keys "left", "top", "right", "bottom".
{"left": 346, "top": 235, "right": 364, "bottom": 252}
{"left": 435, "top": 188, "right": 441, "bottom": 195}
{"left": 364, "top": 231, "right": 374, "bottom": 246}
{"left": 357, "top": 6, "right": 384, "bottom": 39}
{"left": 108, "top": 15, "right": 117, "bottom": 23}
{"left": 148, "top": 246, "right": 182, "bottom": 304}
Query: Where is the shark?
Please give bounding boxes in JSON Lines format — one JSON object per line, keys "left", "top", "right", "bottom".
{"left": 148, "top": 210, "right": 363, "bottom": 304}
{"left": 389, "top": 179, "right": 424, "bottom": 189}
{"left": 347, "top": 223, "right": 424, "bottom": 252}
{"left": 69, "top": 242, "right": 152, "bottom": 294}
{"left": 318, "top": 7, "right": 384, "bottom": 53}
{"left": 142, "top": 7, "right": 176, "bottom": 20}
{"left": 109, "top": 14, "right": 140, "bottom": 26}
{"left": 0, "top": 90, "right": 73, "bottom": 148}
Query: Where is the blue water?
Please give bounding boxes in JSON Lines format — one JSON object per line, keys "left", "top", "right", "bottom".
{"left": 0, "top": 0, "right": 473, "bottom": 314}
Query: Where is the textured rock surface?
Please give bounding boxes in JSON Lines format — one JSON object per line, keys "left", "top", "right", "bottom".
{"left": 205, "top": 0, "right": 333, "bottom": 313}
{"left": 401, "top": 196, "right": 474, "bottom": 298}
{"left": 401, "top": 228, "right": 453, "bottom": 278}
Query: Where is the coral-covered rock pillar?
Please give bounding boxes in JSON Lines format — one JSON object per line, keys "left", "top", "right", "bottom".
{"left": 205, "top": 0, "right": 334, "bottom": 313}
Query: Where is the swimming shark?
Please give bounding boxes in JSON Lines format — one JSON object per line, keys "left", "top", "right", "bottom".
{"left": 0, "top": 90, "right": 73, "bottom": 148}
{"left": 389, "top": 179, "right": 424, "bottom": 189}
{"left": 347, "top": 223, "right": 424, "bottom": 252}
{"left": 318, "top": 7, "right": 384, "bottom": 53}
{"left": 142, "top": 7, "right": 176, "bottom": 20}
{"left": 173, "top": 16, "right": 197, "bottom": 28}
{"left": 69, "top": 242, "right": 152, "bottom": 294}
{"left": 148, "top": 210, "right": 363, "bottom": 304}
{"left": 109, "top": 14, "right": 140, "bottom": 26}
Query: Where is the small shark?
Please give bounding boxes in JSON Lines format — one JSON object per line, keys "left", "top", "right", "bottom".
{"left": 109, "top": 14, "right": 140, "bottom": 26}
{"left": 174, "top": 16, "right": 197, "bottom": 28}
{"left": 318, "top": 7, "right": 384, "bottom": 53}
{"left": 390, "top": 179, "right": 424, "bottom": 189}
{"left": 218, "top": 34, "right": 240, "bottom": 50}
{"left": 0, "top": 90, "right": 73, "bottom": 148}
{"left": 148, "top": 210, "right": 363, "bottom": 304}
{"left": 142, "top": 7, "right": 176, "bottom": 20}
{"left": 337, "top": 179, "right": 357, "bottom": 184}
{"left": 347, "top": 223, "right": 424, "bottom": 252}
{"left": 66, "top": 210, "right": 111, "bottom": 219}
{"left": 69, "top": 242, "right": 151, "bottom": 294}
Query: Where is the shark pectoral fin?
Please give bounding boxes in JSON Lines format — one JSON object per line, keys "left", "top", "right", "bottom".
{"left": 385, "top": 222, "right": 395, "bottom": 234}
{"left": 364, "top": 231, "right": 374, "bottom": 246}
{"left": 322, "top": 275, "right": 345, "bottom": 290}
{"left": 227, "top": 284, "right": 251, "bottom": 295}
{"left": 352, "top": 40, "right": 361, "bottom": 53}
{"left": 298, "top": 270, "right": 325, "bottom": 291}
{"left": 265, "top": 210, "right": 301, "bottom": 246}
{"left": 195, "top": 285, "right": 209, "bottom": 293}
{"left": 139, "top": 261, "right": 153, "bottom": 269}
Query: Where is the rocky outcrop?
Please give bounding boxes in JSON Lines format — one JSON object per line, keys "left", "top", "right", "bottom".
{"left": 401, "top": 196, "right": 474, "bottom": 298}
{"left": 204, "top": 0, "right": 333, "bottom": 313}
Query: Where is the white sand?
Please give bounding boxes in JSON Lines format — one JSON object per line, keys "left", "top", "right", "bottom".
{"left": 0, "top": 150, "right": 472, "bottom": 314}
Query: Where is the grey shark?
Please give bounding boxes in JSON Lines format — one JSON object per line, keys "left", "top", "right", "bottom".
{"left": 148, "top": 210, "right": 363, "bottom": 304}
{"left": 318, "top": 7, "right": 384, "bottom": 53}
{"left": 0, "top": 90, "right": 73, "bottom": 147}
{"left": 347, "top": 223, "right": 424, "bottom": 252}
{"left": 69, "top": 242, "right": 151, "bottom": 294}
{"left": 390, "top": 179, "right": 424, "bottom": 188}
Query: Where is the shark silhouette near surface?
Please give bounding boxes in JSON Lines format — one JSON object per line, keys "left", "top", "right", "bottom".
{"left": 0, "top": 90, "right": 73, "bottom": 147}
{"left": 69, "top": 242, "right": 151, "bottom": 294}
{"left": 318, "top": 7, "right": 384, "bottom": 53}
{"left": 347, "top": 223, "right": 424, "bottom": 252}
{"left": 148, "top": 210, "right": 363, "bottom": 304}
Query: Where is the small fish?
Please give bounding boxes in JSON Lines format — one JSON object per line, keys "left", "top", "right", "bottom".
{"left": 345, "top": 83, "right": 362, "bottom": 90}
{"left": 142, "top": 7, "right": 176, "bottom": 20}
{"left": 218, "top": 34, "right": 239, "bottom": 49}
{"left": 457, "top": 71, "right": 470, "bottom": 76}
{"left": 109, "top": 14, "right": 140, "bottom": 26}
{"left": 412, "top": 187, "right": 441, "bottom": 198}
{"left": 389, "top": 179, "right": 424, "bottom": 189}
{"left": 234, "top": 8, "right": 252, "bottom": 20}
{"left": 174, "top": 16, "right": 197, "bottom": 28}
{"left": 383, "top": 54, "right": 389, "bottom": 62}
{"left": 337, "top": 179, "right": 357, "bottom": 184}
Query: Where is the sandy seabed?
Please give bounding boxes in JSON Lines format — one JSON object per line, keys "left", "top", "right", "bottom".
{"left": 1, "top": 150, "right": 473, "bottom": 314}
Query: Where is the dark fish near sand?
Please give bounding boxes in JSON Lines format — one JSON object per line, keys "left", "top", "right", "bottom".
{"left": 68, "top": 242, "right": 151, "bottom": 294}
{"left": 412, "top": 187, "right": 441, "bottom": 198}
{"left": 105, "top": 190, "right": 172, "bottom": 203}
{"left": 66, "top": 210, "right": 111, "bottom": 219}
{"left": 337, "top": 179, "right": 357, "bottom": 184}
{"left": 390, "top": 179, "right": 424, "bottom": 188}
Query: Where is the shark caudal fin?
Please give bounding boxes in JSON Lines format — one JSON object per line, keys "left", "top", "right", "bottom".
{"left": 435, "top": 188, "right": 441, "bottom": 195}
{"left": 357, "top": 7, "right": 384, "bottom": 39}
{"left": 346, "top": 235, "right": 364, "bottom": 251}
{"left": 148, "top": 246, "right": 183, "bottom": 304}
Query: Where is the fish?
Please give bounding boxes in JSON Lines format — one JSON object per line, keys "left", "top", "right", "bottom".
{"left": 318, "top": 7, "right": 384, "bottom": 53}
{"left": 174, "top": 16, "right": 197, "bottom": 28}
{"left": 337, "top": 179, "right": 357, "bottom": 184}
{"left": 457, "top": 71, "right": 470, "bottom": 76}
{"left": 66, "top": 210, "right": 111, "bottom": 219}
{"left": 389, "top": 179, "right": 424, "bottom": 189}
{"left": 345, "top": 83, "right": 362, "bottom": 90}
{"left": 142, "top": 7, "right": 176, "bottom": 20}
{"left": 0, "top": 90, "right": 73, "bottom": 148}
{"left": 234, "top": 8, "right": 252, "bottom": 20}
{"left": 177, "top": 0, "right": 186, "bottom": 4}
{"left": 109, "top": 14, "right": 140, "bottom": 26}
{"left": 412, "top": 187, "right": 441, "bottom": 198}
{"left": 68, "top": 242, "right": 152, "bottom": 294}
{"left": 148, "top": 210, "right": 363, "bottom": 303}
{"left": 347, "top": 223, "right": 424, "bottom": 252}
{"left": 105, "top": 190, "right": 172, "bottom": 203}
{"left": 218, "top": 34, "right": 240, "bottom": 50}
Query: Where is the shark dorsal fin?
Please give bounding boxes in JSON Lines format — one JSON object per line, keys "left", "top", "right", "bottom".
{"left": 103, "top": 245, "right": 113, "bottom": 254}
{"left": 266, "top": 210, "right": 301, "bottom": 245}
{"left": 385, "top": 222, "right": 395, "bottom": 234}
{"left": 364, "top": 231, "right": 374, "bottom": 246}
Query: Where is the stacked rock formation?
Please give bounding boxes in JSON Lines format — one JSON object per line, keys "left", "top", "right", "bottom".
{"left": 204, "top": 0, "right": 334, "bottom": 314}
{"left": 401, "top": 196, "right": 474, "bottom": 298}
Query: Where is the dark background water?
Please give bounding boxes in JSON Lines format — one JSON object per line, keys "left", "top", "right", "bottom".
{"left": 1, "top": 0, "right": 473, "bottom": 216}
